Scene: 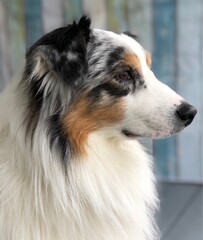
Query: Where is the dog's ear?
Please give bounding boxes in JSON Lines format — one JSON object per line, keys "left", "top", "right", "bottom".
{"left": 20, "top": 17, "right": 91, "bottom": 139}
{"left": 25, "top": 16, "right": 91, "bottom": 87}
{"left": 122, "top": 31, "right": 139, "bottom": 41}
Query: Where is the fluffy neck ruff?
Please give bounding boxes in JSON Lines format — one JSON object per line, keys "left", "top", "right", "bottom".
{"left": 0, "top": 134, "right": 158, "bottom": 240}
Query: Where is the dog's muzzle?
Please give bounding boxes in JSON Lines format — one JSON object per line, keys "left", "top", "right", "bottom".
{"left": 176, "top": 102, "right": 197, "bottom": 127}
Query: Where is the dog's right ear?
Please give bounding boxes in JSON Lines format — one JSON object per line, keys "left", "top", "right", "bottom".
{"left": 24, "top": 16, "right": 91, "bottom": 87}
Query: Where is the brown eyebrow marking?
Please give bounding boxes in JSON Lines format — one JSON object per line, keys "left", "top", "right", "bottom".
{"left": 145, "top": 51, "right": 152, "bottom": 68}
{"left": 123, "top": 53, "right": 141, "bottom": 74}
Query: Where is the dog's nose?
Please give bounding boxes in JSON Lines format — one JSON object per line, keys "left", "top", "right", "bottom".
{"left": 176, "top": 102, "right": 197, "bottom": 126}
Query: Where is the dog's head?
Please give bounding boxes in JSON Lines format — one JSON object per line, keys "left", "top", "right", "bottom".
{"left": 21, "top": 16, "right": 196, "bottom": 157}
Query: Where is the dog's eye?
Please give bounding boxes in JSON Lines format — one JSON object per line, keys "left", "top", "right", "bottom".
{"left": 117, "top": 71, "right": 132, "bottom": 80}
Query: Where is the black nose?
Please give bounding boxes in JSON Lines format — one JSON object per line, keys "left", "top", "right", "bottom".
{"left": 176, "top": 102, "right": 197, "bottom": 126}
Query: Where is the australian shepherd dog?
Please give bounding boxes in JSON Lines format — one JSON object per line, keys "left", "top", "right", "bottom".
{"left": 0, "top": 17, "right": 196, "bottom": 240}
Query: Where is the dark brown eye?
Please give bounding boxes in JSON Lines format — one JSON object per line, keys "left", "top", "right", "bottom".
{"left": 117, "top": 71, "right": 132, "bottom": 80}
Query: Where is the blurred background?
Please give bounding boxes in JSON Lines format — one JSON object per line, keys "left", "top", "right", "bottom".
{"left": 0, "top": 0, "right": 202, "bottom": 239}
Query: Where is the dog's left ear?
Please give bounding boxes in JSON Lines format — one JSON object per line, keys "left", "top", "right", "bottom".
{"left": 122, "top": 31, "right": 139, "bottom": 42}
{"left": 25, "top": 16, "right": 91, "bottom": 87}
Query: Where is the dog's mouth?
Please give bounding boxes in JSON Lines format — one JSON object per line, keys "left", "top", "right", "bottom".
{"left": 122, "top": 129, "right": 140, "bottom": 138}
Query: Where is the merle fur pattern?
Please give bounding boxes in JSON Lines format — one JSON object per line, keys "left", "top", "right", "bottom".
{"left": 19, "top": 16, "right": 142, "bottom": 163}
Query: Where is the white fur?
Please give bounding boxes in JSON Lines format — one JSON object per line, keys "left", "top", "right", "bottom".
{"left": 0, "top": 79, "right": 159, "bottom": 240}
{"left": 122, "top": 71, "right": 184, "bottom": 138}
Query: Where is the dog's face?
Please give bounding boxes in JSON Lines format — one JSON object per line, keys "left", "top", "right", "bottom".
{"left": 85, "top": 29, "right": 197, "bottom": 139}
{"left": 21, "top": 17, "right": 196, "bottom": 157}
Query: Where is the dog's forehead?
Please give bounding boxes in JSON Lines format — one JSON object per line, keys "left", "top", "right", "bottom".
{"left": 91, "top": 29, "right": 146, "bottom": 64}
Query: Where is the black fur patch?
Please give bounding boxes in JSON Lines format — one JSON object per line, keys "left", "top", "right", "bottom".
{"left": 29, "top": 16, "right": 91, "bottom": 52}
{"left": 27, "top": 16, "right": 91, "bottom": 86}
{"left": 106, "top": 47, "right": 125, "bottom": 70}
{"left": 46, "top": 112, "right": 71, "bottom": 167}
{"left": 88, "top": 82, "right": 130, "bottom": 101}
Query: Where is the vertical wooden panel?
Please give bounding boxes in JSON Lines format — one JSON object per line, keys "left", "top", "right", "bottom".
{"left": 64, "top": 0, "right": 82, "bottom": 24}
{"left": 176, "top": 0, "right": 202, "bottom": 182}
{"left": 106, "top": 0, "right": 128, "bottom": 32}
{"left": 153, "top": 0, "right": 177, "bottom": 180}
{"left": 127, "top": 0, "right": 153, "bottom": 51}
{"left": 42, "top": 0, "right": 64, "bottom": 33}
{"left": 25, "top": 0, "right": 42, "bottom": 47}
{"left": 201, "top": 5, "right": 203, "bottom": 180}
{"left": 0, "top": 1, "right": 9, "bottom": 91}
{"left": 82, "top": 0, "right": 107, "bottom": 29}
{"left": 0, "top": 0, "right": 25, "bottom": 90}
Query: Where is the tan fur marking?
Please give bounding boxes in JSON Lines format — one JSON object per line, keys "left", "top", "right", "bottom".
{"left": 63, "top": 96, "right": 125, "bottom": 157}
{"left": 124, "top": 54, "right": 142, "bottom": 74}
{"left": 145, "top": 51, "right": 152, "bottom": 68}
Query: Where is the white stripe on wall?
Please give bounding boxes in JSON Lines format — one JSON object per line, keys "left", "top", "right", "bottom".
{"left": 42, "top": 0, "right": 64, "bottom": 33}
{"left": 82, "top": 0, "right": 107, "bottom": 29}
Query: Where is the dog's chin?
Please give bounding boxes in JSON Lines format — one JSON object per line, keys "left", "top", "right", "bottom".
{"left": 122, "top": 124, "right": 186, "bottom": 140}
{"left": 148, "top": 126, "right": 186, "bottom": 139}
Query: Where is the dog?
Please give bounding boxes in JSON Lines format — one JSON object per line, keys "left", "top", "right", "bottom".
{"left": 0, "top": 16, "right": 196, "bottom": 240}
